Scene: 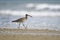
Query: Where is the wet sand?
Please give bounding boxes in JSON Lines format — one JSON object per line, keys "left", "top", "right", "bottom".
{"left": 0, "top": 28, "right": 60, "bottom": 40}
{"left": 0, "top": 35, "right": 60, "bottom": 40}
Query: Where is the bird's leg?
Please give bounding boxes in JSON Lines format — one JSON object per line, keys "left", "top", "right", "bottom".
{"left": 18, "top": 23, "right": 20, "bottom": 29}
{"left": 22, "top": 23, "right": 27, "bottom": 30}
{"left": 22, "top": 23, "right": 25, "bottom": 27}
{"left": 22, "top": 23, "right": 26, "bottom": 29}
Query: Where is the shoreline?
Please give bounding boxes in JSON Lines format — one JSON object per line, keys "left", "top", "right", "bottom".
{"left": 0, "top": 28, "right": 60, "bottom": 36}
{"left": 0, "top": 28, "right": 60, "bottom": 40}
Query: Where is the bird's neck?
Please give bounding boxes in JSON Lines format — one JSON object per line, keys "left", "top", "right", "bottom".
{"left": 26, "top": 16, "right": 28, "bottom": 19}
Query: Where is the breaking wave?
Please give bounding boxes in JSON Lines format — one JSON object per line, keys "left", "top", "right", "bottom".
{"left": 26, "top": 3, "right": 60, "bottom": 11}
{"left": 0, "top": 3, "right": 60, "bottom": 16}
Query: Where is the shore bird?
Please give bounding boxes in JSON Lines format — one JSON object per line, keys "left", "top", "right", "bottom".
{"left": 12, "top": 14, "right": 32, "bottom": 29}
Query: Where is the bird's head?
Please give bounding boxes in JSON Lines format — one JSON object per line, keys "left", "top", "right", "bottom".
{"left": 26, "top": 14, "right": 32, "bottom": 17}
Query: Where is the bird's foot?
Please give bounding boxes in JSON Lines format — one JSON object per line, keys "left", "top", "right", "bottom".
{"left": 25, "top": 26, "right": 27, "bottom": 30}
{"left": 17, "top": 27, "right": 20, "bottom": 29}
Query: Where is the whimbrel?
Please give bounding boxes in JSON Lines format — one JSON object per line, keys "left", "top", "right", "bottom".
{"left": 12, "top": 14, "right": 32, "bottom": 29}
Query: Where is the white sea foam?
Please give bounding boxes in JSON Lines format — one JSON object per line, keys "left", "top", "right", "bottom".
{"left": 0, "top": 10, "right": 60, "bottom": 16}
{"left": 0, "top": 3, "right": 60, "bottom": 16}
{"left": 26, "top": 3, "right": 35, "bottom": 8}
{"left": 0, "top": 31, "right": 60, "bottom": 36}
{"left": 26, "top": 3, "right": 60, "bottom": 10}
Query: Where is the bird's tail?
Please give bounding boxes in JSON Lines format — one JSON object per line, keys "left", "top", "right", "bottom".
{"left": 12, "top": 20, "right": 16, "bottom": 22}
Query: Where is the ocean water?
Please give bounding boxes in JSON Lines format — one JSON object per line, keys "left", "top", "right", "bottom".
{"left": 0, "top": 15, "right": 60, "bottom": 30}
{"left": 0, "top": 0, "right": 60, "bottom": 30}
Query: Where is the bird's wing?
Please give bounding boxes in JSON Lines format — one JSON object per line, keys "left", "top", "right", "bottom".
{"left": 12, "top": 17, "right": 26, "bottom": 22}
{"left": 17, "top": 17, "right": 26, "bottom": 22}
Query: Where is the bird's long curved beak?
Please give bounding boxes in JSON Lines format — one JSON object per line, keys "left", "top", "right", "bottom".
{"left": 28, "top": 15, "right": 32, "bottom": 17}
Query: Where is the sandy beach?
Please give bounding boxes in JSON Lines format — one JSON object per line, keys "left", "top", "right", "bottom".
{"left": 0, "top": 28, "right": 60, "bottom": 40}
{"left": 0, "top": 34, "right": 60, "bottom": 40}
